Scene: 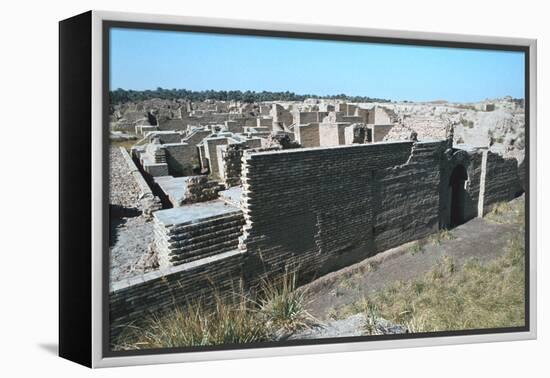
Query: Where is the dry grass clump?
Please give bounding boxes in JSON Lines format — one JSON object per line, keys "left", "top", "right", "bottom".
{"left": 428, "top": 229, "right": 456, "bottom": 245}
{"left": 408, "top": 241, "right": 423, "bottom": 255}
{"left": 256, "top": 272, "right": 313, "bottom": 333}
{"left": 485, "top": 198, "right": 525, "bottom": 226}
{"left": 114, "top": 295, "right": 268, "bottom": 350}
{"left": 113, "top": 271, "right": 311, "bottom": 350}
{"left": 346, "top": 232, "right": 525, "bottom": 333}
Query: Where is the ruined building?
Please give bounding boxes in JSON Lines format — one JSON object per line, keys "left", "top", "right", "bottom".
{"left": 109, "top": 99, "right": 525, "bottom": 336}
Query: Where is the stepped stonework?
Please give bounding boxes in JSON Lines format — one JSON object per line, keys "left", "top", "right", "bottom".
{"left": 153, "top": 201, "right": 244, "bottom": 268}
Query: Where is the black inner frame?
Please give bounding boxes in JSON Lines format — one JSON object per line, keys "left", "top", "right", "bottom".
{"left": 102, "top": 20, "right": 531, "bottom": 358}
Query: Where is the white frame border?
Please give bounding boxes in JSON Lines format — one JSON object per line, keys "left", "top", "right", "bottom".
{"left": 90, "top": 10, "right": 537, "bottom": 368}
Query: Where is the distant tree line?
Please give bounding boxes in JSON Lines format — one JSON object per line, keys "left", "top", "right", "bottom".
{"left": 109, "top": 87, "right": 391, "bottom": 105}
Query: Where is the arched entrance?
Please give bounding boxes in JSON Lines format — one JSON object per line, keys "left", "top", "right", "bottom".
{"left": 449, "top": 164, "right": 468, "bottom": 228}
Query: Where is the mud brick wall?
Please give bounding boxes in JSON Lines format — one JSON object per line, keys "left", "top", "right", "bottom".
{"left": 221, "top": 144, "right": 246, "bottom": 187}
{"left": 156, "top": 132, "right": 182, "bottom": 144}
{"left": 518, "top": 158, "right": 527, "bottom": 192}
{"left": 226, "top": 120, "right": 244, "bottom": 133}
{"left": 257, "top": 117, "right": 274, "bottom": 127}
{"left": 239, "top": 141, "right": 433, "bottom": 284}
{"left": 372, "top": 124, "right": 394, "bottom": 142}
{"left": 293, "top": 111, "right": 328, "bottom": 125}
{"left": 109, "top": 250, "right": 244, "bottom": 339}
{"left": 295, "top": 123, "right": 320, "bottom": 148}
{"left": 159, "top": 113, "right": 245, "bottom": 131}
{"left": 159, "top": 118, "right": 186, "bottom": 130}
{"left": 483, "top": 152, "right": 522, "bottom": 212}
{"left": 183, "top": 129, "right": 212, "bottom": 146}
{"left": 373, "top": 141, "right": 444, "bottom": 251}
{"left": 204, "top": 138, "right": 229, "bottom": 179}
{"left": 154, "top": 211, "right": 244, "bottom": 268}
{"left": 319, "top": 123, "right": 349, "bottom": 146}
{"left": 164, "top": 143, "right": 197, "bottom": 177}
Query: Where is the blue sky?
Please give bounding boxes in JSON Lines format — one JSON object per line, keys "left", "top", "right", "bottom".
{"left": 110, "top": 28, "right": 525, "bottom": 103}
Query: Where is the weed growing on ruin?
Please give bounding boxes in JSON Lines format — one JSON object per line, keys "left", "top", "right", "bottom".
{"left": 428, "top": 229, "right": 456, "bottom": 245}
{"left": 257, "top": 272, "right": 314, "bottom": 333}
{"left": 350, "top": 233, "right": 525, "bottom": 333}
{"left": 363, "top": 260, "right": 380, "bottom": 273}
{"left": 408, "top": 241, "right": 424, "bottom": 255}
{"left": 113, "top": 272, "right": 313, "bottom": 350}
{"left": 361, "top": 300, "right": 383, "bottom": 335}
{"left": 486, "top": 198, "right": 524, "bottom": 226}
{"left": 113, "top": 295, "right": 269, "bottom": 350}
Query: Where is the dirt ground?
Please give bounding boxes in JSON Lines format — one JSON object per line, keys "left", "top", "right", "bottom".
{"left": 302, "top": 198, "right": 524, "bottom": 321}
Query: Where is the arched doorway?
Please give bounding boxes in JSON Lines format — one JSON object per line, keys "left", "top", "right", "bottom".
{"left": 449, "top": 164, "right": 468, "bottom": 228}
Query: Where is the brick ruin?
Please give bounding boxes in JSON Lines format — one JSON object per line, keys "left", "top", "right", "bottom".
{"left": 109, "top": 99, "right": 525, "bottom": 336}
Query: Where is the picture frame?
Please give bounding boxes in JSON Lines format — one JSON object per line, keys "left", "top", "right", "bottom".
{"left": 59, "top": 10, "right": 537, "bottom": 368}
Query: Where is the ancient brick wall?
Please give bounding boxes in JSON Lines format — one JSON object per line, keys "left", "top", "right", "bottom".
{"left": 204, "top": 138, "right": 229, "bottom": 179}
{"left": 182, "top": 129, "right": 212, "bottom": 146}
{"left": 110, "top": 139, "right": 523, "bottom": 337}
{"left": 483, "top": 152, "right": 522, "bottom": 212}
{"left": 164, "top": 143, "right": 197, "bottom": 177}
{"left": 372, "top": 124, "right": 394, "bottom": 142}
{"left": 373, "top": 142, "right": 444, "bottom": 251}
{"left": 159, "top": 118, "right": 186, "bottom": 130}
{"left": 156, "top": 132, "right": 182, "bottom": 144}
{"left": 109, "top": 250, "right": 244, "bottom": 339}
{"left": 256, "top": 117, "right": 273, "bottom": 127}
{"left": 295, "top": 123, "right": 320, "bottom": 148}
{"left": 319, "top": 123, "right": 349, "bottom": 146}
{"left": 220, "top": 144, "right": 246, "bottom": 187}
{"left": 239, "top": 141, "right": 437, "bottom": 284}
{"left": 293, "top": 111, "right": 328, "bottom": 125}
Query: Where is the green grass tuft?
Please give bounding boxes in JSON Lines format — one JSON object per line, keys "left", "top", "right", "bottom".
{"left": 408, "top": 241, "right": 424, "bottom": 255}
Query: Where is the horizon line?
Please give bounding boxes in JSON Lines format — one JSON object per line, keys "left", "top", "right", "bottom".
{"left": 109, "top": 87, "right": 524, "bottom": 104}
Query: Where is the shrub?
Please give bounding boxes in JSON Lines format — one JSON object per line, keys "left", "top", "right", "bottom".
{"left": 114, "top": 295, "right": 269, "bottom": 350}
{"left": 113, "top": 271, "right": 312, "bottom": 350}
{"left": 257, "top": 271, "right": 313, "bottom": 333}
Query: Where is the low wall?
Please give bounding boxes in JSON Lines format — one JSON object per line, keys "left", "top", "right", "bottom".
{"left": 119, "top": 147, "right": 161, "bottom": 215}
{"left": 295, "top": 123, "right": 320, "bottom": 148}
{"left": 183, "top": 129, "right": 212, "bottom": 146}
{"left": 110, "top": 250, "right": 244, "bottom": 338}
{"left": 319, "top": 123, "right": 349, "bottom": 146}
{"left": 164, "top": 143, "right": 197, "bottom": 176}
{"left": 293, "top": 111, "right": 328, "bottom": 125}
